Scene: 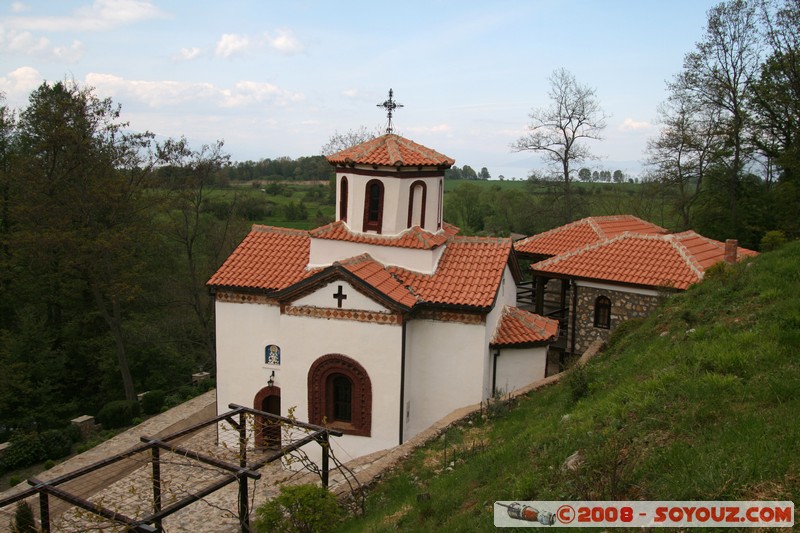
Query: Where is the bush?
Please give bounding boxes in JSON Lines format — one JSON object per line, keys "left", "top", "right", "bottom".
{"left": 253, "top": 484, "right": 343, "bottom": 533}
{"left": 0, "top": 433, "right": 45, "bottom": 472}
{"left": 40, "top": 429, "right": 72, "bottom": 460}
{"left": 11, "top": 501, "right": 36, "bottom": 532}
{"left": 141, "top": 390, "right": 166, "bottom": 415}
{"left": 97, "top": 400, "right": 141, "bottom": 429}
{"left": 760, "top": 230, "right": 786, "bottom": 251}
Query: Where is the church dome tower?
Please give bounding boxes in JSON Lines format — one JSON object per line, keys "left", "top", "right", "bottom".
{"left": 326, "top": 133, "right": 454, "bottom": 236}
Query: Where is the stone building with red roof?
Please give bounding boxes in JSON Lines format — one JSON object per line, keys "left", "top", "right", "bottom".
{"left": 514, "top": 218, "right": 757, "bottom": 356}
{"left": 208, "top": 134, "right": 558, "bottom": 460}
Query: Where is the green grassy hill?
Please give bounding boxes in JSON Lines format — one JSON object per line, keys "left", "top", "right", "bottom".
{"left": 336, "top": 242, "right": 800, "bottom": 532}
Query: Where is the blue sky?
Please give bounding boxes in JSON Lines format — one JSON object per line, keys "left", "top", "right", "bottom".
{"left": 0, "top": 0, "right": 718, "bottom": 179}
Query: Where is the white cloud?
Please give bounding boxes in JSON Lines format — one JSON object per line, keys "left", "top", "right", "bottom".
{"left": 620, "top": 118, "right": 651, "bottom": 131}
{"left": 265, "top": 29, "right": 303, "bottom": 55}
{"left": 342, "top": 89, "right": 359, "bottom": 98}
{"left": 407, "top": 124, "right": 451, "bottom": 134}
{"left": 176, "top": 47, "right": 201, "bottom": 61}
{"left": 0, "top": 66, "right": 43, "bottom": 103}
{"left": 10, "top": 2, "right": 28, "bottom": 13}
{"left": 53, "top": 40, "right": 86, "bottom": 62}
{"left": 221, "top": 80, "right": 304, "bottom": 107}
{"left": 6, "top": 0, "right": 166, "bottom": 32}
{"left": 87, "top": 72, "right": 217, "bottom": 107}
{"left": 86, "top": 72, "right": 304, "bottom": 109}
{"left": 0, "top": 26, "right": 85, "bottom": 62}
{"left": 215, "top": 33, "right": 250, "bottom": 58}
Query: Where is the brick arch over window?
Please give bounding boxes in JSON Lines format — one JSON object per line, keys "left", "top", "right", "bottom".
{"left": 308, "top": 354, "right": 372, "bottom": 436}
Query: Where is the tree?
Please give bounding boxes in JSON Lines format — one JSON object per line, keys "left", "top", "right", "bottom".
{"left": 320, "top": 126, "right": 378, "bottom": 156}
{"left": 512, "top": 68, "right": 607, "bottom": 223}
{"left": 461, "top": 165, "right": 478, "bottom": 180}
{"left": 673, "top": 0, "right": 761, "bottom": 235}
{"left": 479, "top": 167, "right": 491, "bottom": 180}
{"left": 12, "top": 81, "right": 159, "bottom": 402}
{"left": 613, "top": 170, "right": 625, "bottom": 182}
{"left": 578, "top": 167, "right": 592, "bottom": 181}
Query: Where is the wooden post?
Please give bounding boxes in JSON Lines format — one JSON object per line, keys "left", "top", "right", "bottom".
{"left": 151, "top": 446, "right": 163, "bottom": 533}
{"left": 39, "top": 491, "right": 50, "bottom": 533}
{"left": 238, "top": 474, "right": 250, "bottom": 533}
{"left": 321, "top": 432, "right": 330, "bottom": 488}
{"left": 535, "top": 276, "right": 546, "bottom": 315}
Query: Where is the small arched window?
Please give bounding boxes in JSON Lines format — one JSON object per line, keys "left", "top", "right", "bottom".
{"left": 339, "top": 177, "right": 348, "bottom": 222}
{"left": 594, "top": 295, "right": 612, "bottom": 329}
{"left": 407, "top": 180, "right": 427, "bottom": 228}
{"left": 437, "top": 179, "right": 443, "bottom": 229}
{"left": 363, "top": 179, "right": 384, "bottom": 233}
{"left": 308, "top": 354, "right": 372, "bottom": 436}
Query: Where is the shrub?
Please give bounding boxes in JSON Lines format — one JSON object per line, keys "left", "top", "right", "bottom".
{"left": 760, "top": 230, "right": 786, "bottom": 251}
{"left": 141, "top": 390, "right": 166, "bottom": 415}
{"left": 97, "top": 400, "right": 141, "bottom": 429}
{"left": 40, "top": 429, "right": 72, "bottom": 460}
{"left": 253, "top": 484, "right": 343, "bottom": 533}
{"left": 11, "top": 501, "right": 36, "bottom": 532}
{"left": 0, "top": 433, "right": 45, "bottom": 472}
{"left": 566, "top": 364, "right": 591, "bottom": 402}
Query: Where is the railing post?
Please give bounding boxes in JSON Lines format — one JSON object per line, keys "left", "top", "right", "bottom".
{"left": 321, "top": 432, "right": 330, "bottom": 488}
{"left": 238, "top": 410, "right": 247, "bottom": 468}
{"left": 238, "top": 473, "right": 250, "bottom": 533}
{"left": 151, "top": 446, "right": 163, "bottom": 533}
{"left": 38, "top": 491, "right": 50, "bottom": 533}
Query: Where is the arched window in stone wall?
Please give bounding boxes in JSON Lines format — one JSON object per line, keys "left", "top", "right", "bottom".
{"left": 308, "top": 354, "right": 372, "bottom": 436}
{"left": 594, "top": 295, "right": 611, "bottom": 329}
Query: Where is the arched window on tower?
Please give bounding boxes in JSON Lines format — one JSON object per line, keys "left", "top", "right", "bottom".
{"left": 437, "top": 179, "right": 443, "bottom": 230}
{"left": 407, "top": 180, "right": 426, "bottom": 228}
{"left": 594, "top": 295, "right": 612, "bottom": 329}
{"left": 339, "top": 177, "right": 348, "bottom": 222}
{"left": 363, "top": 179, "right": 384, "bottom": 233}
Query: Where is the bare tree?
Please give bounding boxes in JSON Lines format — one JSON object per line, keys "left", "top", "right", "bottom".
{"left": 512, "top": 68, "right": 607, "bottom": 222}
{"left": 646, "top": 86, "right": 722, "bottom": 229}
{"left": 674, "top": 0, "right": 762, "bottom": 234}
{"left": 320, "top": 126, "right": 379, "bottom": 156}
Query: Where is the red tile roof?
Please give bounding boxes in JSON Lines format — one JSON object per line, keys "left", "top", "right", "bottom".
{"left": 531, "top": 231, "right": 757, "bottom": 290}
{"left": 389, "top": 236, "right": 513, "bottom": 308}
{"left": 336, "top": 254, "right": 418, "bottom": 308}
{"left": 491, "top": 306, "right": 559, "bottom": 347}
{"left": 310, "top": 220, "right": 458, "bottom": 250}
{"left": 514, "top": 215, "right": 667, "bottom": 258}
{"left": 326, "top": 134, "right": 455, "bottom": 168}
{"left": 207, "top": 225, "right": 310, "bottom": 291}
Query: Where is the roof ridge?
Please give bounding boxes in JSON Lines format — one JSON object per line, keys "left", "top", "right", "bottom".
{"left": 251, "top": 224, "right": 309, "bottom": 236}
{"left": 586, "top": 217, "right": 606, "bottom": 239}
{"left": 664, "top": 233, "right": 705, "bottom": 279}
{"left": 533, "top": 231, "right": 633, "bottom": 268}
{"left": 515, "top": 217, "right": 589, "bottom": 246}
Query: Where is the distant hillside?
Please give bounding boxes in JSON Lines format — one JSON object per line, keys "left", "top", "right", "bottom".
{"left": 336, "top": 242, "right": 800, "bottom": 532}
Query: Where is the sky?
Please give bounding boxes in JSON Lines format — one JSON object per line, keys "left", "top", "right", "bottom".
{"left": 0, "top": 0, "right": 720, "bottom": 180}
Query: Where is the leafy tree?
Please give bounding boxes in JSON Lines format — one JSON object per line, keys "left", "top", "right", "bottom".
{"left": 479, "top": 167, "right": 491, "bottom": 180}
{"left": 11, "top": 81, "right": 160, "bottom": 402}
{"left": 578, "top": 167, "right": 592, "bottom": 181}
{"left": 461, "top": 165, "right": 478, "bottom": 180}
{"left": 512, "top": 68, "right": 607, "bottom": 223}
{"left": 613, "top": 170, "right": 625, "bottom": 183}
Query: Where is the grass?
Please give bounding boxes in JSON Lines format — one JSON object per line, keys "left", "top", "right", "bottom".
{"left": 334, "top": 241, "right": 800, "bottom": 532}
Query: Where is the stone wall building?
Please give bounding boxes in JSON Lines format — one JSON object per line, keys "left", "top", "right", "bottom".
{"left": 514, "top": 217, "right": 757, "bottom": 361}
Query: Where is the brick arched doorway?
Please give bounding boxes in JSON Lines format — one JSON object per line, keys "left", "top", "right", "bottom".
{"left": 254, "top": 385, "right": 281, "bottom": 449}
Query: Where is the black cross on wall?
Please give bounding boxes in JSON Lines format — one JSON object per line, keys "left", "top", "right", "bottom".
{"left": 333, "top": 285, "right": 347, "bottom": 308}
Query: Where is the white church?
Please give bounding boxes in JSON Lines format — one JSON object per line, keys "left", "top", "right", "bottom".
{"left": 208, "top": 131, "right": 559, "bottom": 460}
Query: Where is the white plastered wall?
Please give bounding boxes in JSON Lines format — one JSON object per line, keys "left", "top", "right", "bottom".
{"left": 293, "top": 280, "right": 389, "bottom": 313}
{"left": 494, "top": 346, "right": 548, "bottom": 394}
{"left": 484, "top": 266, "right": 519, "bottom": 396}
{"left": 402, "top": 318, "right": 487, "bottom": 440}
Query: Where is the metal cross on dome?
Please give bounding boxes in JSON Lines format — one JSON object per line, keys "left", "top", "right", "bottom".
{"left": 377, "top": 88, "right": 403, "bottom": 134}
